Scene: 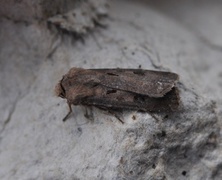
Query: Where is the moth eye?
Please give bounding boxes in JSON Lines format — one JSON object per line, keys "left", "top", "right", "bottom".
{"left": 107, "top": 73, "right": 119, "bottom": 76}
{"left": 106, "top": 89, "right": 117, "bottom": 94}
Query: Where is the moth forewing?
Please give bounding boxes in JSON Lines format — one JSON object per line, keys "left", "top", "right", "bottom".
{"left": 97, "top": 69, "right": 179, "bottom": 97}
{"left": 64, "top": 68, "right": 179, "bottom": 97}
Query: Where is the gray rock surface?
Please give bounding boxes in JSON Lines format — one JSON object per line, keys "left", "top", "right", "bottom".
{"left": 1, "top": 0, "right": 222, "bottom": 179}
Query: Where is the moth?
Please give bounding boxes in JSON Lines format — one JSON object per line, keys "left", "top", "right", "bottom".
{"left": 55, "top": 68, "right": 180, "bottom": 122}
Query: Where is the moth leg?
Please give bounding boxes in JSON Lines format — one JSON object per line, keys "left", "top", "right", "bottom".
{"left": 84, "top": 106, "right": 94, "bottom": 121}
{"left": 107, "top": 110, "right": 124, "bottom": 124}
{"left": 113, "top": 113, "right": 124, "bottom": 124}
{"left": 149, "top": 113, "right": 160, "bottom": 122}
{"left": 63, "top": 103, "right": 72, "bottom": 122}
{"left": 96, "top": 106, "right": 124, "bottom": 124}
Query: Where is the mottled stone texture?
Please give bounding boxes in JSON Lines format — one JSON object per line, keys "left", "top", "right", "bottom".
{"left": 48, "top": 0, "right": 108, "bottom": 35}
{"left": 0, "top": 0, "right": 108, "bottom": 23}
{"left": 1, "top": 0, "right": 222, "bottom": 179}
{"left": 0, "top": 0, "right": 68, "bottom": 22}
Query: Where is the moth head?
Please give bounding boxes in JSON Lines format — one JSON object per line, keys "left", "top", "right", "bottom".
{"left": 55, "top": 78, "right": 66, "bottom": 99}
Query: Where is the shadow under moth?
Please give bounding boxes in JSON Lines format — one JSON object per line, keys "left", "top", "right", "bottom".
{"left": 55, "top": 68, "right": 180, "bottom": 123}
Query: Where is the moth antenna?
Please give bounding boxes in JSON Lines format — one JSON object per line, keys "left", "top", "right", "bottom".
{"left": 63, "top": 103, "right": 73, "bottom": 122}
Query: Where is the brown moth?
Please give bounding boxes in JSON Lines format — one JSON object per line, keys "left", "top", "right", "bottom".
{"left": 55, "top": 68, "right": 180, "bottom": 122}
